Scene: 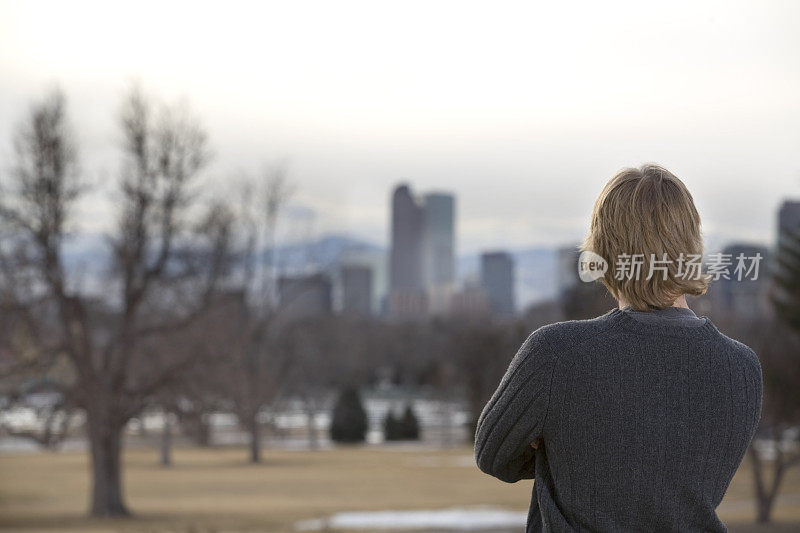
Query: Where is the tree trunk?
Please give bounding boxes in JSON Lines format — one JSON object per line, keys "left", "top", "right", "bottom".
{"left": 195, "top": 415, "right": 211, "bottom": 447}
{"left": 179, "top": 410, "right": 212, "bottom": 447}
{"left": 749, "top": 441, "right": 787, "bottom": 524}
{"left": 441, "top": 398, "right": 455, "bottom": 448}
{"left": 305, "top": 397, "right": 318, "bottom": 450}
{"left": 757, "top": 499, "right": 772, "bottom": 523}
{"left": 160, "top": 412, "right": 172, "bottom": 467}
{"left": 249, "top": 411, "right": 261, "bottom": 463}
{"left": 87, "top": 411, "right": 129, "bottom": 517}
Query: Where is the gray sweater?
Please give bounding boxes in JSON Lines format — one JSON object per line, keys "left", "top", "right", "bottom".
{"left": 474, "top": 306, "right": 762, "bottom": 532}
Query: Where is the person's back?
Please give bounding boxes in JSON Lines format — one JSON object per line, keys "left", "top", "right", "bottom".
{"left": 474, "top": 165, "right": 763, "bottom": 532}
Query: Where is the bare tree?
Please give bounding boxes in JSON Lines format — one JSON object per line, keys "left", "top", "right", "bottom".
{"left": 748, "top": 327, "right": 800, "bottom": 523}
{"left": 151, "top": 314, "right": 231, "bottom": 466}
{"left": 715, "top": 314, "right": 800, "bottom": 524}
{"left": 278, "top": 314, "right": 361, "bottom": 449}
{"left": 219, "top": 166, "right": 295, "bottom": 463}
{"left": 163, "top": 346, "right": 229, "bottom": 449}
{"left": 0, "top": 86, "right": 232, "bottom": 517}
{"left": 149, "top": 289, "right": 245, "bottom": 466}
{"left": 441, "top": 318, "right": 520, "bottom": 438}
{"left": 734, "top": 219, "right": 800, "bottom": 523}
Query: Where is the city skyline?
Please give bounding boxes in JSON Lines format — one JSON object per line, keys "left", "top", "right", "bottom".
{"left": 49, "top": 194, "right": 799, "bottom": 315}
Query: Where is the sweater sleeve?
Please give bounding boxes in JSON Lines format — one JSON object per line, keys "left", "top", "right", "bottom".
{"left": 474, "top": 327, "right": 555, "bottom": 483}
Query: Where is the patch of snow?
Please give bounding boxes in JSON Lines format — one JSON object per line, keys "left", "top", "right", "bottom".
{"left": 295, "top": 507, "right": 526, "bottom": 531}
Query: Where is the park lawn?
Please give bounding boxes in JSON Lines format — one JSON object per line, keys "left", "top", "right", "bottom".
{"left": 0, "top": 445, "right": 798, "bottom": 532}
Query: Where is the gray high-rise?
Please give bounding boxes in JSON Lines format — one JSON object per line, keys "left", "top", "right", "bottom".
{"left": 422, "top": 192, "right": 455, "bottom": 287}
{"left": 277, "top": 273, "right": 333, "bottom": 319}
{"left": 774, "top": 200, "right": 800, "bottom": 315}
{"left": 390, "top": 184, "right": 425, "bottom": 291}
{"left": 388, "top": 184, "right": 455, "bottom": 319}
{"left": 778, "top": 200, "right": 800, "bottom": 245}
{"left": 341, "top": 264, "right": 373, "bottom": 316}
{"left": 481, "top": 251, "right": 515, "bottom": 316}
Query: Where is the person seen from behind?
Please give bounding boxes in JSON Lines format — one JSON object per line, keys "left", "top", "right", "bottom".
{"left": 474, "top": 164, "right": 763, "bottom": 532}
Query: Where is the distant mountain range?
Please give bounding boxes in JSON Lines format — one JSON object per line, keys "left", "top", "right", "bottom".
{"left": 263, "top": 233, "right": 384, "bottom": 275}
{"left": 60, "top": 231, "right": 561, "bottom": 311}
{"left": 60, "top": 230, "right": 754, "bottom": 312}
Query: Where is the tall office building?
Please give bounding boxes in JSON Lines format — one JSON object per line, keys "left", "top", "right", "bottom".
{"left": 390, "top": 184, "right": 424, "bottom": 291}
{"left": 388, "top": 184, "right": 426, "bottom": 319}
{"left": 341, "top": 264, "right": 373, "bottom": 316}
{"left": 341, "top": 248, "right": 387, "bottom": 315}
{"left": 421, "top": 192, "right": 455, "bottom": 287}
{"left": 480, "top": 251, "right": 515, "bottom": 316}
{"left": 557, "top": 245, "right": 581, "bottom": 299}
{"left": 774, "top": 200, "right": 800, "bottom": 318}
{"left": 278, "top": 273, "right": 333, "bottom": 319}
{"left": 388, "top": 184, "right": 455, "bottom": 319}
{"left": 778, "top": 200, "right": 800, "bottom": 245}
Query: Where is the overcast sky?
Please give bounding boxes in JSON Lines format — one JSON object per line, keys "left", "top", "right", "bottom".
{"left": 1, "top": 0, "right": 799, "bottom": 254}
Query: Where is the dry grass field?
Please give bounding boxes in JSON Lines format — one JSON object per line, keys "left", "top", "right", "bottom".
{"left": 0, "top": 445, "right": 798, "bottom": 532}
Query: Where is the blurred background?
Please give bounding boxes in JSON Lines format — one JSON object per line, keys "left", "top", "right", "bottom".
{"left": 0, "top": 1, "right": 799, "bottom": 532}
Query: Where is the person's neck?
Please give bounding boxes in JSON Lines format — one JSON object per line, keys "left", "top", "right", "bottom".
{"left": 618, "top": 294, "right": 689, "bottom": 310}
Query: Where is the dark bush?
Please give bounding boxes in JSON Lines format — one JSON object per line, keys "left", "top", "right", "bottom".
{"left": 401, "top": 403, "right": 420, "bottom": 440}
{"left": 383, "top": 403, "right": 420, "bottom": 441}
{"left": 330, "top": 386, "right": 368, "bottom": 443}
{"left": 383, "top": 409, "right": 402, "bottom": 441}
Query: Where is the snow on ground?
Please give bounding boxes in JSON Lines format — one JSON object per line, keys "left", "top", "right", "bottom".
{"left": 294, "top": 507, "right": 527, "bottom": 531}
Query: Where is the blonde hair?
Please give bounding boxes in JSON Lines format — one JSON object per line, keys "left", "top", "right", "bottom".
{"left": 580, "top": 164, "right": 709, "bottom": 311}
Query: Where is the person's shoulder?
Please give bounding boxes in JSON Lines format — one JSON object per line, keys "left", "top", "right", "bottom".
{"left": 527, "top": 308, "right": 620, "bottom": 352}
{"left": 708, "top": 326, "right": 762, "bottom": 373}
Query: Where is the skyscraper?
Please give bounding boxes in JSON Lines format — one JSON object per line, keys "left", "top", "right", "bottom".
{"left": 340, "top": 247, "right": 387, "bottom": 315}
{"left": 421, "top": 192, "right": 455, "bottom": 287}
{"left": 389, "top": 184, "right": 424, "bottom": 292}
{"left": 774, "top": 200, "right": 800, "bottom": 318}
{"left": 278, "top": 273, "right": 333, "bottom": 319}
{"left": 388, "top": 184, "right": 456, "bottom": 319}
{"left": 778, "top": 200, "right": 800, "bottom": 246}
{"left": 480, "top": 251, "right": 515, "bottom": 316}
{"left": 341, "top": 264, "right": 373, "bottom": 316}
{"left": 556, "top": 245, "right": 581, "bottom": 299}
